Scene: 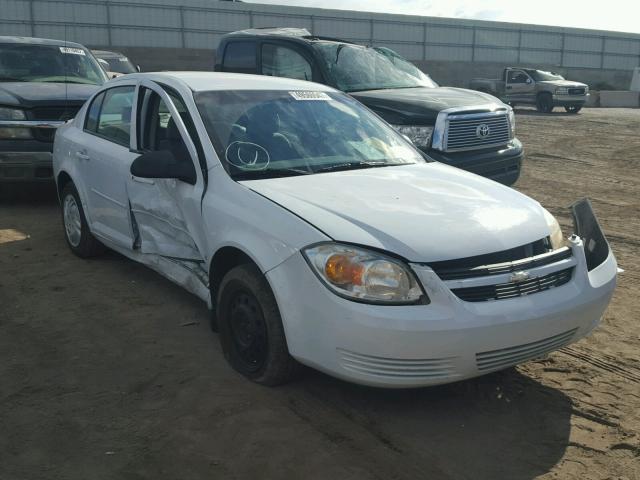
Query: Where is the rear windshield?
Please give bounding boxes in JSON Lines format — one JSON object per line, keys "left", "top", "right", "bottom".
{"left": 0, "top": 43, "right": 107, "bottom": 85}
{"left": 314, "top": 43, "right": 437, "bottom": 93}
{"left": 195, "top": 89, "right": 425, "bottom": 180}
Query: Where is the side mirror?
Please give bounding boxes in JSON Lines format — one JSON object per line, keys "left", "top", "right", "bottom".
{"left": 131, "top": 150, "right": 196, "bottom": 185}
{"left": 526, "top": 78, "right": 532, "bottom": 84}
{"left": 136, "top": 65, "right": 141, "bottom": 72}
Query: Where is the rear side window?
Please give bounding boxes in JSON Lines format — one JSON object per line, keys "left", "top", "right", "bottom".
{"left": 261, "top": 44, "right": 312, "bottom": 81}
{"left": 95, "top": 86, "right": 135, "bottom": 146}
{"left": 84, "top": 92, "right": 105, "bottom": 132}
{"left": 221, "top": 42, "right": 257, "bottom": 74}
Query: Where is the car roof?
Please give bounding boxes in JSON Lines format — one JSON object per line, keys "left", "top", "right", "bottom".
{"left": 0, "top": 35, "right": 86, "bottom": 48}
{"left": 110, "top": 71, "right": 336, "bottom": 92}
{"left": 222, "top": 27, "right": 355, "bottom": 46}
{"left": 92, "top": 49, "right": 127, "bottom": 58}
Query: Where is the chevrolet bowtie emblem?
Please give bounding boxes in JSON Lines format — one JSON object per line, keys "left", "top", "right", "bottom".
{"left": 510, "top": 271, "right": 531, "bottom": 283}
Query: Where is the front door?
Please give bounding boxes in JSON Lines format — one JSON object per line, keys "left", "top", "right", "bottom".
{"left": 505, "top": 69, "right": 534, "bottom": 103}
{"left": 127, "top": 81, "right": 207, "bottom": 262}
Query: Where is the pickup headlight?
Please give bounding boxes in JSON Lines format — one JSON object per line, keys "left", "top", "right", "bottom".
{"left": 391, "top": 125, "right": 434, "bottom": 148}
{"left": 507, "top": 107, "right": 516, "bottom": 137}
{"left": 543, "top": 209, "right": 564, "bottom": 250}
{"left": 555, "top": 87, "right": 569, "bottom": 95}
{"left": 303, "top": 243, "right": 426, "bottom": 304}
{"left": 0, "top": 107, "right": 31, "bottom": 139}
{"left": 0, "top": 107, "right": 26, "bottom": 120}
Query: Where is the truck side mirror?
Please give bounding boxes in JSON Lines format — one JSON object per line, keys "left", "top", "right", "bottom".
{"left": 526, "top": 78, "right": 532, "bottom": 84}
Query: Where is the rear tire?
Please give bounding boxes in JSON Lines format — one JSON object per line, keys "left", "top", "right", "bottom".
{"left": 565, "top": 105, "right": 582, "bottom": 114}
{"left": 60, "top": 182, "right": 105, "bottom": 258}
{"left": 216, "top": 263, "right": 301, "bottom": 386}
{"left": 536, "top": 93, "right": 554, "bottom": 113}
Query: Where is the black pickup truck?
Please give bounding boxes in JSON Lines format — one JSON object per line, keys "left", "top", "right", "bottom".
{"left": 215, "top": 28, "right": 523, "bottom": 186}
{"left": 0, "top": 36, "right": 107, "bottom": 183}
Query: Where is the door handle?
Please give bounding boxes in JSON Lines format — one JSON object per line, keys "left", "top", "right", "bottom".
{"left": 131, "top": 175, "right": 155, "bottom": 185}
{"left": 75, "top": 151, "right": 90, "bottom": 160}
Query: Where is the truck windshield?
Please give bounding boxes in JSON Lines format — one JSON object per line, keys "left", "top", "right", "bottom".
{"left": 0, "top": 43, "right": 107, "bottom": 85}
{"left": 314, "top": 42, "right": 438, "bottom": 93}
{"left": 527, "top": 70, "right": 565, "bottom": 81}
{"left": 195, "top": 89, "right": 425, "bottom": 180}
{"left": 99, "top": 55, "right": 137, "bottom": 74}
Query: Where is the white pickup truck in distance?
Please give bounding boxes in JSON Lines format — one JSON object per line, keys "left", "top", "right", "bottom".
{"left": 470, "top": 68, "right": 589, "bottom": 113}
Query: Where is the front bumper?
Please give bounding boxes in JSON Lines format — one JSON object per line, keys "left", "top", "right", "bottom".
{"left": 267, "top": 206, "right": 616, "bottom": 388}
{"left": 425, "top": 139, "right": 523, "bottom": 187}
{"left": 552, "top": 93, "right": 588, "bottom": 107}
{"left": 0, "top": 150, "right": 54, "bottom": 182}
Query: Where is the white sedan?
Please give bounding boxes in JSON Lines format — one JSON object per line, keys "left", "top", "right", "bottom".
{"left": 53, "top": 72, "right": 617, "bottom": 387}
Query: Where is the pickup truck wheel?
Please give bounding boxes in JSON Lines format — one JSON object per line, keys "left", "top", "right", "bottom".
{"left": 60, "top": 183, "right": 105, "bottom": 258}
{"left": 565, "top": 106, "right": 582, "bottom": 114}
{"left": 217, "top": 263, "right": 301, "bottom": 386}
{"left": 536, "top": 93, "right": 554, "bottom": 113}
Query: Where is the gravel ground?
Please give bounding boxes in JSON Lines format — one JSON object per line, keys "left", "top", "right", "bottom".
{"left": 1, "top": 107, "right": 639, "bottom": 480}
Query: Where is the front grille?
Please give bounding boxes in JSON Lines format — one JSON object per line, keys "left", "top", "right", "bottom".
{"left": 568, "top": 88, "right": 585, "bottom": 95}
{"left": 428, "top": 238, "right": 551, "bottom": 280}
{"left": 452, "top": 267, "right": 574, "bottom": 302}
{"left": 30, "top": 106, "right": 81, "bottom": 121}
{"left": 434, "top": 247, "right": 571, "bottom": 281}
{"left": 476, "top": 328, "right": 578, "bottom": 372}
{"left": 338, "top": 349, "right": 458, "bottom": 380}
{"left": 445, "top": 112, "right": 511, "bottom": 152}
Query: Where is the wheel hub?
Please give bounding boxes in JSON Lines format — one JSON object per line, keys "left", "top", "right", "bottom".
{"left": 63, "top": 194, "right": 82, "bottom": 247}
{"left": 228, "top": 291, "right": 267, "bottom": 371}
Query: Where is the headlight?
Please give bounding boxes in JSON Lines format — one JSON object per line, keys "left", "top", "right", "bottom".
{"left": 391, "top": 125, "right": 434, "bottom": 148}
{"left": 507, "top": 107, "right": 516, "bottom": 138}
{"left": 543, "top": 209, "right": 564, "bottom": 250}
{"left": 0, "top": 107, "right": 26, "bottom": 120}
{"left": 555, "top": 87, "right": 569, "bottom": 95}
{"left": 303, "top": 243, "right": 426, "bottom": 304}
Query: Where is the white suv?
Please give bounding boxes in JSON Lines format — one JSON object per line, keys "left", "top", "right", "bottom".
{"left": 53, "top": 72, "right": 617, "bottom": 387}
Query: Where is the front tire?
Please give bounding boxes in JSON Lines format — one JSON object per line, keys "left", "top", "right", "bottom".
{"left": 565, "top": 105, "right": 582, "bottom": 114}
{"left": 61, "top": 182, "right": 104, "bottom": 258}
{"left": 536, "top": 93, "right": 554, "bottom": 113}
{"left": 216, "top": 263, "right": 301, "bottom": 386}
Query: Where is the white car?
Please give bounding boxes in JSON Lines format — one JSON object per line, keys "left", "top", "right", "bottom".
{"left": 53, "top": 72, "right": 617, "bottom": 388}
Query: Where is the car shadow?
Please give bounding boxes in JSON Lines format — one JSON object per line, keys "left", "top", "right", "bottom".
{"left": 0, "top": 182, "right": 58, "bottom": 205}
{"left": 513, "top": 108, "right": 579, "bottom": 117}
{"left": 284, "top": 365, "right": 572, "bottom": 480}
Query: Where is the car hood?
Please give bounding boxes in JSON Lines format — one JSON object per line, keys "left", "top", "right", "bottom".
{"left": 242, "top": 163, "right": 550, "bottom": 263}
{"left": 538, "top": 80, "right": 587, "bottom": 88}
{"left": 0, "top": 82, "right": 100, "bottom": 108}
{"left": 349, "top": 87, "right": 501, "bottom": 125}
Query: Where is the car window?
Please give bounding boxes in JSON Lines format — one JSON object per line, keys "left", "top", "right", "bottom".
{"left": 139, "top": 88, "right": 194, "bottom": 164}
{"left": 95, "top": 86, "right": 134, "bottom": 146}
{"left": 84, "top": 91, "right": 105, "bottom": 132}
{"left": 261, "top": 44, "right": 312, "bottom": 81}
{"left": 508, "top": 71, "right": 529, "bottom": 84}
{"left": 222, "top": 42, "right": 257, "bottom": 74}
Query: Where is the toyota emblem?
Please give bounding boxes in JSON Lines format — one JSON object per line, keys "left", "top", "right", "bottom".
{"left": 476, "top": 123, "right": 491, "bottom": 138}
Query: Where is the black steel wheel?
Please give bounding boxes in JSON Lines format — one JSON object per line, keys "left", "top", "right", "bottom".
{"left": 216, "top": 263, "right": 301, "bottom": 385}
{"left": 536, "top": 93, "right": 554, "bottom": 113}
{"left": 565, "top": 105, "right": 582, "bottom": 114}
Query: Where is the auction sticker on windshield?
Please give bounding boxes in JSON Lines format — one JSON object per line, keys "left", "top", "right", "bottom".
{"left": 289, "top": 91, "right": 331, "bottom": 101}
{"left": 59, "top": 47, "right": 85, "bottom": 55}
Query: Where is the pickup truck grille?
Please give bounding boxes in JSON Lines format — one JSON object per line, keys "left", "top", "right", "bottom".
{"left": 568, "top": 88, "right": 586, "bottom": 95}
{"left": 445, "top": 111, "right": 511, "bottom": 152}
{"left": 27, "top": 105, "right": 81, "bottom": 143}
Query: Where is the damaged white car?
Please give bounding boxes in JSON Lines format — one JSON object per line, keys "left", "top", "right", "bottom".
{"left": 53, "top": 72, "right": 617, "bottom": 387}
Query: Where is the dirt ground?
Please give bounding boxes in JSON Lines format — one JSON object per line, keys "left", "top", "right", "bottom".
{"left": 1, "top": 107, "right": 639, "bottom": 480}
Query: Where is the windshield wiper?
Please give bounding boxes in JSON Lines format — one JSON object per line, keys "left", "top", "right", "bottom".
{"left": 314, "top": 161, "right": 396, "bottom": 173}
{"left": 234, "top": 167, "right": 311, "bottom": 180}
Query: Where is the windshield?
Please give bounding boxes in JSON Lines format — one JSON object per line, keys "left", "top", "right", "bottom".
{"left": 0, "top": 43, "right": 107, "bottom": 84}
{"left": 314, "top": 42, "right": 438, "bottom": 93}
{"left": 195, "top": 90, "right": 425, "bottom": 180}
{"left": 527, "top": 69, "right": 565, "bottom": 81}
{"left": 98, "top": 55, "right": 137, "bottom": 74}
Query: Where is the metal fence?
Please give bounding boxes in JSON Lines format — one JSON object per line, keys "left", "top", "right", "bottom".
{"left": 2, "top": 0, "right": 640, "bottom": 70}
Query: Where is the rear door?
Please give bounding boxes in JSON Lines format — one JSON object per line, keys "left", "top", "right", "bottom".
{"left": 81, "top": 84, "right": 137, "bottom": 248}
{"left": 127, "top": 80, "right": 207, "bottom": 261}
